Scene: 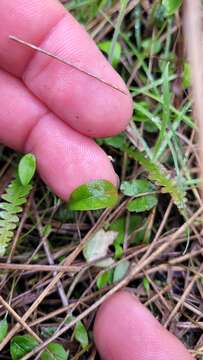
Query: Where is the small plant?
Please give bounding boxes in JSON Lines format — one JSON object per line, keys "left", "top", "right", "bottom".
{"left": 126, "top": 148, "right": 186, "bottom": 213}
{"left": 10, "top": 336, "right": 69, "bottom": 360}
{"left": 0, "top": 154, "right": 36, "bottom": 256}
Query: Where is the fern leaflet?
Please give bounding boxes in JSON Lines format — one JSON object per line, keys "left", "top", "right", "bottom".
{"left": 0, "top": 178, "right": 32, "bottom": 256}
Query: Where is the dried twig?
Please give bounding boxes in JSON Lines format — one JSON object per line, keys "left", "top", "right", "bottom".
{"left": 0, "top": 296, "right": 41, "bottom": 343}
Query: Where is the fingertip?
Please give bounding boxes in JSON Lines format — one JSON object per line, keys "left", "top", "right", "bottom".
{"left": 25, "top": 113, "right": 118, "bottom": 200}
{"left": 94, "top": 290, "right": 194, "bottom": 360}
{"left": 23, "top": 13, "right": 133, "bottom": 138}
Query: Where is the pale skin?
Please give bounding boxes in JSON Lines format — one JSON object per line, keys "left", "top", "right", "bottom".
{"left": 0, "top": 1, "right": 194, "bottom": 359}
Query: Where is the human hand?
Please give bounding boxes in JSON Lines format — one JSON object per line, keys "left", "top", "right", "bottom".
{"left": 94, "top": 291, "right": 194, "bottom": 360}
{"left": 0, "top": 0, "right": 132, "bottom": 200}
{"left": 0, "top": 2, "right": 194, "bottom": 359}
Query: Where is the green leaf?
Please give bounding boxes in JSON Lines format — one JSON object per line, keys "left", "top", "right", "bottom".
{"left": 74, "top": 321, "right": 89, "bottom": 349}
{"left": 103, "top": 133, "right": 127, "bottom": 150}
{"left": 97, "top": 271, "right": 111, "bottom": 289}
{"left": 120, "top": 180, "right": 155, "bottom": 197}
{"left": 41, "top": 343, "right": 68, "bottom": 360}
{"left": 142, "top": 38, "right": 162, "bottom": 55}
{"left": 10, "top": 335, "right": 38, "bottom": 360}
{"left": 18, "top": 154, "right": 36, "bottom": 186}
{"left": 127, "top": 195, "right": 158, "bottom": 213}
{"left": 162, "top": 0, "right": 182, "bottom": 16}
{"left": 99, "top": 40, "right": 121, "bottom": 68}
{"left": 83, "top": 229, "right": 117, "bottom": 266}
{"left": 182, "top": 62, "right": 191, "bottom": 89}
{"left": 113, "top": 260, "right": 130, "bottom": 282}
{"left": 68, "top": 180, "right": 118, "bottom": 211}
{"left": 0, "top": 318, "right": 8, "bottom": 343}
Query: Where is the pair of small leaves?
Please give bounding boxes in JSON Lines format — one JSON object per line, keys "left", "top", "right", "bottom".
{"left": 121, "top": 179, "right": 158, "bottom": 213}
{"left": 96, "top": 260, "right": 130, "bottom": 289}
{"left": 10, "top": 326, "right": 88, "bottom": 359}
{"left": 41, "top": 343, "right": 68, "bottom": 360}
{"left": 10, "top": 336, "right": 68, "bottom": 360}
{"left": 10, "top": 336, "right": 38, "bottom": 360}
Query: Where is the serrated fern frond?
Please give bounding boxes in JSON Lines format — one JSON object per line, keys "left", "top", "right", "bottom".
{"left": 127, "top": 148, "right": 186, "bottom": 213}
{"left": 0, "top": 178, "right": 32, "bottom": 256}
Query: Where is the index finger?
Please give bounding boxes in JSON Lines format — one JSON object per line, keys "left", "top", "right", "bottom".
{"left": 0, "top": 0, "right": 132, "bottom": 137}
{"left": 94, "top": 292, "right": 194, "bottom": 360}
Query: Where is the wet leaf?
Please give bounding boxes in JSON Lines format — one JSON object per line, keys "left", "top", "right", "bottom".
{"left": 68, "top": 180, "right": 118, "bottom": 211}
